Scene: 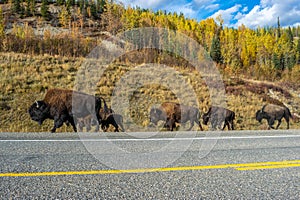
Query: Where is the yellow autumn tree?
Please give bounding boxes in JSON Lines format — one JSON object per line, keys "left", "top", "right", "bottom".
{"left": 59, "top": 6, "right": 71, "bottom": 28}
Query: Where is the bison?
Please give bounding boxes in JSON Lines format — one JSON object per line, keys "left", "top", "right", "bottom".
{"left": 202, "top": 106, "right": 235, "bottom": 130}
{"left": 149, "top": 102, "right": 203, "bottom": 131}
{"left": 77, "top": 115, "right": 94, "bottom": 132}
{"left": 77, "top": 107, "right": 125, "bottom": 132}
{"left": 28, "top": 88, "right": 106, "bottom": 133}
{"left": 256, "top": 104, "right": 293, "bottom": 129}
{"left": 101, "top": 113, "right": 125, "bottom": 132}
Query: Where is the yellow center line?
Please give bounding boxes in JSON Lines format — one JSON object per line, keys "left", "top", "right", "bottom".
{"left": 1, "top": 160, "right": 300, "bottom": 177}
{"left": 236, "top": 163, "right": 300, "bottom": 171}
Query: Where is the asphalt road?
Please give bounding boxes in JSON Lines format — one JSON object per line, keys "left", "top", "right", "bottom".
{"left": 0, "top": 130, "right": 299, "bottom": 199}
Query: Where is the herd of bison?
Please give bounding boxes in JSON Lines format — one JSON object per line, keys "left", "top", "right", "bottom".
{"left": 28, "top": 88, "right": 294, "bottom": 133}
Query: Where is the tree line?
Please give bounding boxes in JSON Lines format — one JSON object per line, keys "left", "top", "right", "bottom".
{"left": 1, "top": 1, "right": 300, "bottom": 79}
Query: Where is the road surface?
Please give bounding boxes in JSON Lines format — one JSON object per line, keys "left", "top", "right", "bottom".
{"left": 0, "top": 130, "right": 299, "bottom": 199}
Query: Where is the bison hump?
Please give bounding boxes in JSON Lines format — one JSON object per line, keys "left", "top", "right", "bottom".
{"left": 263, "top": 104, "right": 284, "bottom": 113}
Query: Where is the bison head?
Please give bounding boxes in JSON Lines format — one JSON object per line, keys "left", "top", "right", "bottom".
{"left": 255, "top": 110, "right": 263, "bottom": 123}
{"left": 28, "top": 100, "right": 50, "bottom": 125}
{"left": 149, "top": 108, "right": 164, "bottom": 125}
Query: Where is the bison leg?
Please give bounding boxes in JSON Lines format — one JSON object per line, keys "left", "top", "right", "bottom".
{"left": 51, "top": 116, "right": 65, "bottom": 133}
{"left": 114, "top": 126, "right": 119, "bottom": 132}
{"left": 108, "top": 118, "right": 119, "bottom": 132}
{"left": 68, "top": 117, "right": 77, "bottom": 132}
{"left": 267, "top": 118, "right": 275, "bottom": 129}
{"left": 167, "top": 119, "right": 176, "bottom": 131}
{"left": 86, "top": 124, "right": 91, "bottom": 132}
{"left": 221, "top": 121, "right": 228, "bottom": 130}
{"left": 94, "top": 120, "right": 99, "bottom": 132}
{"left": 117, "top": 120, "right": 125, "bottom": 132}
{"left": 78, "top": 121, "right": 84, "bottom": 132}
{"left": 223, "top": 120, "right": 233, "bottom": 130}
{"left": 187, "top": 121, "right": 194, "bottom": 131}
{"left": 195, "top": 120, "right": 203, "bottom": 131}
{"left": 85, "top": 118, "right": 92, "bottom": 132}
{"left": 109, "top": 118, "right": 119, "bottom": 132}
{"left": 210, "top": 119, "right": 217, "bottom": 130}
{"left": 284, "top": 116, "right": 290, "bottom": 129}
{"left": 230, "top": 120, "right": 234, "bottom": 130}
{"left": 275, "top": 119, "right": 282, "bottom": 129}
{"left": 101, "top": 123, "right": 108, "bottom": 132}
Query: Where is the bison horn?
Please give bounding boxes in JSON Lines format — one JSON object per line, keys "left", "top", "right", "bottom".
{"left": 35, "top": 100, "right": 39, "bottom": 108}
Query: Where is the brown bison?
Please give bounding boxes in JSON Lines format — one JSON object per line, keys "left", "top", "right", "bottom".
{"left": 149, "top": 102, "right": 203, "bottom": 131}
{"left": 256, "top": 104, "right": 293, "bottom": 129}
{"left": 77, "top": 107, "right": 125, "bottom": 132}
{"left": 202, "top": 106, "right": 235, "bottom": 130}
{"left": 28, "top": 88, "right": 106, "bottom": 133}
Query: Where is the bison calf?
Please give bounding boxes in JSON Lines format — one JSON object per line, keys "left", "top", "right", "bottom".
{"left": 202, "top": 106, "right": 235, "bottom": 130}
{"left": 101, "top": 113, "right": 125, "bottom": 132}
{"left": 256, "top": 104, "right": 292, "bottom": 129}
{"left": 78, "top": 107, "right": 125, "bottom": 132}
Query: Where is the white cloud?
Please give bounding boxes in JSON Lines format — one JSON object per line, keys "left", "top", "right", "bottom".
{"left": 235, "top": 0, "right": 300, "bottom": 28}
{"left": 118, "top": 0, "right": 300, "bottom": 28}
{"left": 192, "top": 0, "right": 219, "bottom": 12}
{"left": 205, "top": 4, "right": 220, "bottom": 12}
{"left": 193, "top": 0, "right": 217, "bottom": 6}
{"left": 167, "top": 3, "right": 197, "bottom": 18}
{"left": 210, "top": 5, "right": 242, "bottom": 26}
{"left": 242, "top": 7, "right": 248, "bottom": 12}
{"left": 118, "top": 0, "right": 169, "bottom": 10}
{"left": 118, "top": 0, "right": 203, "bottom": 19}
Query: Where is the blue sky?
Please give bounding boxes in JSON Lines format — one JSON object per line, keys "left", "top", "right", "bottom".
{"left": 118, "top": 0, "right": 300, "bottom": 28}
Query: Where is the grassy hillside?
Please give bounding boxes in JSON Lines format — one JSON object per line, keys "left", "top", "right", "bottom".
{"left": 0, "top": 52, "right": 299, "bottom": 132}
{"left": 0, "top": 2, "right": 300, "bottom": 132}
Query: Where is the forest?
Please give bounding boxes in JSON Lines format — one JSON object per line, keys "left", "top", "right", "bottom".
{"left": 0, "top": 0, "right": 300, "bottom": 81}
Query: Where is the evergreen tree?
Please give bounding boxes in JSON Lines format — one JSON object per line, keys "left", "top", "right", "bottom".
{"left": 13, "top": 0, "right": 21, "bottom": 14}
{"left": 66, "top": 0, "right": 74, "bottom": 10}
{"left": 277, "top": 17, "right": 281, "bottom": 39}
{"left": 286, "top": 54, "right": 296, "bottom": 70}
{"left": 25, "top": 0, "right": 33, "bottom": 17}
{"left": 286, "top": 26, "right": 294, "bottom": 49}
{"left": 89, "top": 1, "right": 98, "bottom": 19}
{"left": 273, "top": 53, "right": 280, "bottom": 69}
{"left": 296, "top": 39, "right": 300, "bottom": 64}
{"left": 56, "top": 0, "right": 65, "bottom": 6}
{"left": 285, "top": 27, "right": 296, "bottom": 69}
{"left": 97, "top": 0, "right": 106, "bottom": 14}
{"left": 279, "top": 53, "right": 285, "bottom": 71}
{"left": 210, "top": 28, "right": 222, "bottom": 64}
{"left": 41, "top": 0, "right": 49, "bottom": 20}
{"left": 79, "top": 0, "right": 85, "bottom": 12}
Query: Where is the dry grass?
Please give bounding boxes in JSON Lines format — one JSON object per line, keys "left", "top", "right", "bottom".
{"left": 0, "top": 52, "right": 299, "bottom": 132}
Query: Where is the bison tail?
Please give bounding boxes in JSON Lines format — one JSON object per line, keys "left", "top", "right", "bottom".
{"left": 100, "top": 97, "right": 109, "bottom": 112}
{"left": 232, "top": 112, "right": 236, "bottom": 120}
{"left": 286, "top": 107, "right": 293, "bottom": 119}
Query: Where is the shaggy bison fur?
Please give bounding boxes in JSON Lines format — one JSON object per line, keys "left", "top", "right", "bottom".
{"left": 256, "top": 104, "right": 293, "bottom": 129}
{"left": 150, "top": 102, "right": 203, "bottom": 131}
{"left": 28, "top": 88, "right": 105, "bottom": 133}
{"left": 202, "top": 106, "right": 235, "bottom": 130}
